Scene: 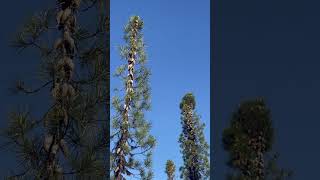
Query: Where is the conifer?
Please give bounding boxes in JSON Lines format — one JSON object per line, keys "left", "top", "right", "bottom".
{"left": 179, "top": 93, "right": 210, "bottom": 180}
{"left": 110, "top": 16, "right": 155, "bottom": 180}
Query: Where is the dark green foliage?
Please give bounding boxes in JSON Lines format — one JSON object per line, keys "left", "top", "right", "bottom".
{"left": 223, "top": 98, "right": 291, "bottom": 180}
{"left": 1, "top": 0, "right": 109, "bottom": 179}
{"left": 180, "top": 93, "right": 196, "bottom": 110}
{"left": 179, "top": 93, "right": 210, "bottom": 180}
{"left": 110, "top": 16, "right": 155, "bottom": 180}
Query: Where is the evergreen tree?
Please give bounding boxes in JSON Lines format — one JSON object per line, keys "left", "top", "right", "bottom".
{"left": 110, "top": 16, "right": 156, "bottom": 180}
{"left": 165, "top": 160, "right": 176, "bottom": 180}
{"left": 223, "top": 98, "right": 291, "bottom": 180}
{"left": 179, "top": 93, "right": 210, "bottom": 180}
{"left": 1, "top": 0, "right": 109, "bottom": 179}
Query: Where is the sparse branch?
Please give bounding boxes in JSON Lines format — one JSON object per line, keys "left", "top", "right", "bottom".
{"left": 15, "top": 80, "right": 53, "bottom": 94}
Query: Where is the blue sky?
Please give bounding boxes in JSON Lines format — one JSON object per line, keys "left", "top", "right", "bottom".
{"left": 111, "top": 0, "right": 210, "bottom": 179}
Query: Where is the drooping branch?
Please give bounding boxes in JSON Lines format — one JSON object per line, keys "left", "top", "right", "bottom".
{"left": 15, "top": 80, "right": 53, "bottom": 94}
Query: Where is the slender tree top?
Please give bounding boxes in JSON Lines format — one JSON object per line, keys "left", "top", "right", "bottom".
{"left": 223, "top": 97, "right": 287, "bottom": 180}
{"left": 179, "top": 93, "right": 210, "bottom": 180}
{"left": 180, "top": 92, "right": 196, "bottom": 110}
{"left": 125, "top": 15, "right": 143, "bottom": 31}
{"left": 165, "top": 160, "right": 176, "bottom": 179}
{"left": 111, "top": 15, "right": 155, "bottom": 180}
{"left": 225, "top": 98, "right": 274, "bottom": 151}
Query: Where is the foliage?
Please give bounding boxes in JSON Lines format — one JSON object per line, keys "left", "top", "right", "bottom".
{"left": 1, "top": 0, "right": 109, "bottom": 179}
{"left": 223, "top": 98, "right": 291, "bottom": 180}
{"left": 165, "top": 160, "right": 176, "bottom": 180}
{"left": 179, "top": 93, "right": 210, "bottom": 180}
{"left": 110, "top": 16, "right": 155, "bottom": 180}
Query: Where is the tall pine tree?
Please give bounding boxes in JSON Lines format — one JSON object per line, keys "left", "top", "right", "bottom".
{"left": 110, "top": 16, "right": 156, "bottom": 180}
{"left": 179, "top": 93, "right": 210, "bottom": 180}
{"left": 1, "top": 0, "right": 109, "bottom": 179}
{"left": 223, "top": 98, "right": 292, "bottom": 180}
{"left": 165, "top": 160, "right": 176, "bottom": 180}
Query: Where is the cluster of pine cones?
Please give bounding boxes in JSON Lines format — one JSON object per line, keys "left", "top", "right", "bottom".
{"left": 44, "top": 0, "right": 81, "bottom": 176}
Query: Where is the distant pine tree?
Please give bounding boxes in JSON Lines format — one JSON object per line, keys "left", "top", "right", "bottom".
{"left": 223, "top": 98, "right": 292, "bottom": 180}
{"left": 1, "top": 0, "right": 109, "bottom": 179}
{"left": 165, "top": 160, "right": 176, "bottom": 180}
{"left": 179, "top": 93, "right": 210, "bottom": 180}
{"left": 110, "top": 16, "right": 156, "bottom": 180}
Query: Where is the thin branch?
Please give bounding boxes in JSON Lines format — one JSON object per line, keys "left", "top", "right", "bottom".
{"left": 17, "top": 80, "right": 53, "bottom": 94}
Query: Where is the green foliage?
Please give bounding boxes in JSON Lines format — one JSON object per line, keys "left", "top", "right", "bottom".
{"left": 179, "top": 93, "right": 210, "bottom": 180}
{"left": 110, "top": 16, "right": 155, "bottom": 180}
{"left": 223, "top": 98, "right": 292, "bottom": 180}
{"left": 180, "top": 93, "right": 196, "bottom": 110}
{"left": 1, "top": 0, "right": 109, "bottom": 178}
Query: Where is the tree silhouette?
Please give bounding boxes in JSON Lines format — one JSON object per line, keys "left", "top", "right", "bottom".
{"left": 1, "top": 0, "right": 109, "bottom": 179}
{"left": 223, "top": 98, "right": 292, "bottom": 180}
{"left": 179, "top": 93, "right": 210, "bottom": 180}
{"left": 110, "top": 16, "right": 155, "bottom": 180}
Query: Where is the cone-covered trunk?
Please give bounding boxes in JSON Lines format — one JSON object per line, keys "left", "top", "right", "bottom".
{"left": 3, "top": 0, "right": 108, "bottom": 178}
{"left": 114, "top": 19, "right": 138, "bottom": 180}
{"left": 43, "top": 0, "right": 80, "bottom": 177}
{"left": 111, "top": 16, "right": 155, "bottom": 180}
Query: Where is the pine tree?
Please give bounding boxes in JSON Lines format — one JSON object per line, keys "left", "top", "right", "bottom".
{"left": 223, "top": 98, "right": 291, "bottom": 180}
{"left": 179, "top": 93, "right": 210, "bottom": 180}
{"left": 1, "top": 0, "right": 109, "bottom": 179}
{"left": 110, "top": 16, "right": 156, "bottom": 180}
{"left": 165, "top": 160, "right": 176, "bottom": 180}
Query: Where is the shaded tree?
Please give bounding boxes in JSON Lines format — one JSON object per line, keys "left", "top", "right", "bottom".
{"left": 179, "top": 93, "right": 210, "bottom": 180}
{"left": 110, "top": 16, "right": 156, "bottom": 180}
{"left": 1, "top": 0, "right": 109, "bottom": 179}
{"left": 223, "top": 98, "right": 292, "bottom": 180}
{"left": 165, "top": 160, "right": 176, "bottom": 180}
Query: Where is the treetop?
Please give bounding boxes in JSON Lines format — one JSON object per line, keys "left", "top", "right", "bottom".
{"left": 180, "top": 92, "right": 196, "bottom": 110}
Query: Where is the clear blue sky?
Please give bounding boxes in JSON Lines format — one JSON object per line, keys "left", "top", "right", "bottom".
{"left": 111, "top": 0, "right": 210, "bottom": 179}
